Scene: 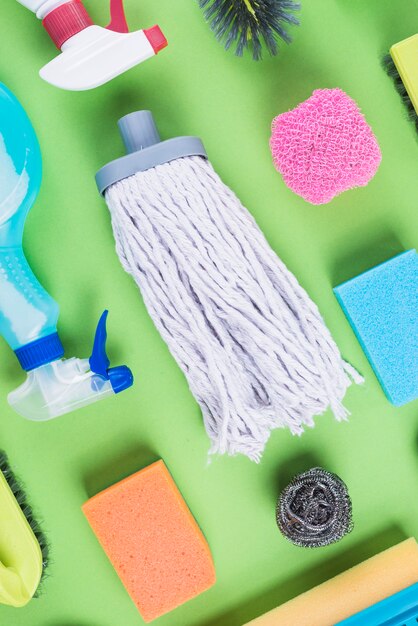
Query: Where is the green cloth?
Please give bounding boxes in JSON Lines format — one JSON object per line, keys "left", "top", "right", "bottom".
{"left": 1, "top": 1, "right": 417, "bottom": 624}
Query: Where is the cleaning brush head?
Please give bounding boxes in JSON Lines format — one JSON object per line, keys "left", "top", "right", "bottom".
{"left": 384, "top": 54, "right": 417, "bottom": 128}
{"left": 0, "top": 452, "right": 49, "bottom": 573}
{"left": 0, "top": 451, "right": 49, "bottom": 605}
{"left": 383, "top": 34, "right": 418, "bottom": 133}
{"left": 199, "top": 0, "right": 300, "bottom": 60}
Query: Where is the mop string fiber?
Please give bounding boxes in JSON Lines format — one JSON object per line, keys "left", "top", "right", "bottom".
{"left": 105, "top": 156, "right": 363, "bottom": 461}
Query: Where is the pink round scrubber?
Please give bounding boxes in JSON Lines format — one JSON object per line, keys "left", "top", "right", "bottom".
{"left": 270, "top": 89, "right": 382, "bottom": 205}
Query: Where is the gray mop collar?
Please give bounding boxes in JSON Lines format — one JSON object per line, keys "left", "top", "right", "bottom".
{"left": 96, "top": 111, "right": 207, "bottom": 195}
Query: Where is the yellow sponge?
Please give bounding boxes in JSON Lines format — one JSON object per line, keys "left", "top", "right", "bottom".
{"left": 245, "top": 538, "right": 418, "bottom": 626}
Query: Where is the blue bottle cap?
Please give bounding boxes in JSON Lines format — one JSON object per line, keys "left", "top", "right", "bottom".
{"left": 15, "top": 333, "right": 65, "bottom": 372}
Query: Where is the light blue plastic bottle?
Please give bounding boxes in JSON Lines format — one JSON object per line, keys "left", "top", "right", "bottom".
{"left": 0, "top": 84, "right": 60, "bottom": 353}
{"left": 0, "top": 83, "right": 133, "bottom": 420}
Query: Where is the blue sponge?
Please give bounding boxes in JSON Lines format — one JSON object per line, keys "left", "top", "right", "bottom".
{"left": 334, "top": 250, "right": 418, "bottom": 406}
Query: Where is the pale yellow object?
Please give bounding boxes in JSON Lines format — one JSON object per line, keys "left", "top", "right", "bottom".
{"left": 390, "top": 34, "right": 418, "bottom": 116}
{"left": 245, "top": 538, "right": 418, "bottom": 626}
{"left": 0, "top": 470, "right": 43, "bottom": 607}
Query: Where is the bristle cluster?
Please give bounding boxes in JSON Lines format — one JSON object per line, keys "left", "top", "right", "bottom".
{"left": 0, "top": 451, "right": 49, "bottom": 590}
{"left": 383, "top": 54, "right": 418, "bottom": 133}
{"left": 199, "top": 0, "right": 300, "bottom": 60}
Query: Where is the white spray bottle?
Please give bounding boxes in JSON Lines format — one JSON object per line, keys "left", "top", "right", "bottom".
{"left": 16, "top": 0, "right": 167, "bottom": 90}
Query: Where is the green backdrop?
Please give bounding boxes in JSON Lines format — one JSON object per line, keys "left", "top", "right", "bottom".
{"left": 1, "top": 1, "right": 417, "bottom": 625}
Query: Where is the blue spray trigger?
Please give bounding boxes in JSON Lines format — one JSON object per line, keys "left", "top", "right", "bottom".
{"left": 89, "top": 310, "right": 110, "bottom": 378}
{"left": 89, "top": 310, "right": 134, "bottom": 394}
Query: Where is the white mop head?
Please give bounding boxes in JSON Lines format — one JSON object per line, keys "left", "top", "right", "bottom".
{"left": 104, "top": 154, "right": 362, "bottom": 461}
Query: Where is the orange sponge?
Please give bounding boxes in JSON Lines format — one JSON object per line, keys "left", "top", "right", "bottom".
{"left": 82, "top": 460, "right": 216, "bottom": 622}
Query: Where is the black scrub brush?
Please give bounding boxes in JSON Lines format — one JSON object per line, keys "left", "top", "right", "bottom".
{"left": 383, "top": 34, "right": 418, "bottom": 132}
{"left": 0, "top": 451, "right": 49, "bottom": 607}
{"left": 199, "top": 0, "right": 301, "bottom": 60}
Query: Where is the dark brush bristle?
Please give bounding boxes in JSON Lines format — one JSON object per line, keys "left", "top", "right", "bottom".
{"left": 383, "top": 53, "right": 418, "bottom": 132}
{"left": 199, "top": 0, "right": 300, "bottom": 61}
{"left": 0, "top": 451, "right": 49, "bottom": 594}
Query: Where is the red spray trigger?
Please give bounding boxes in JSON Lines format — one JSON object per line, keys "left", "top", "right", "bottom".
{"left": 106, "top": 0, "right": 129, "bottom": 33}
{"left": 38, "top": 0, "right": 167, "bottom": 90}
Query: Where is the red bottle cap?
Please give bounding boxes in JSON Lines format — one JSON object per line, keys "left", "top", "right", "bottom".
{"left": 43, "top": 0, "right": 93, "bottom": 50}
